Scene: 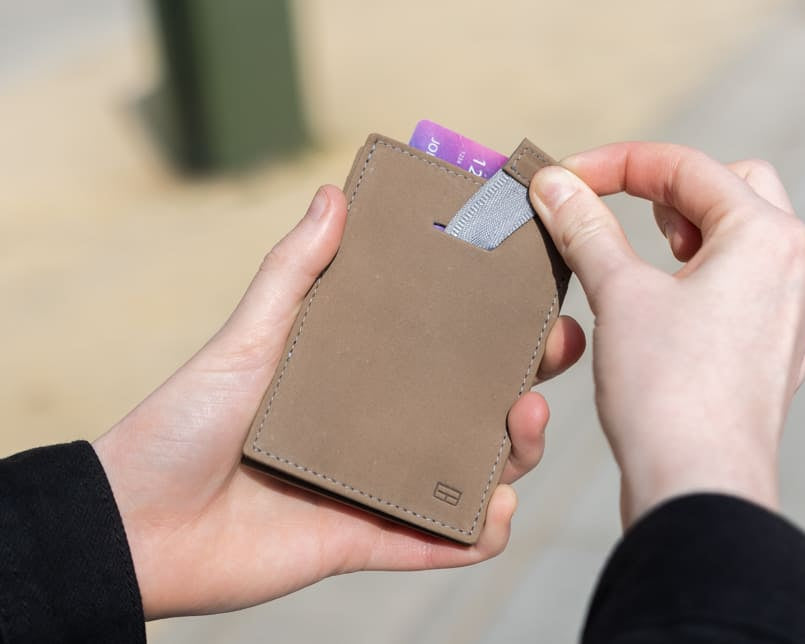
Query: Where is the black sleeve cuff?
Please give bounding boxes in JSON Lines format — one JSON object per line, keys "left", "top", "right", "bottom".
{"left": 0, "top": 441, "right": 145, "bottom": 644}
{"left": 582, "top": 494, "right": 805, "bottom": 644}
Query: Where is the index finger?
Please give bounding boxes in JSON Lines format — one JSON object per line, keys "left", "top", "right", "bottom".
{"left": 561, "top": 142, "right": 763, "bottom": 237}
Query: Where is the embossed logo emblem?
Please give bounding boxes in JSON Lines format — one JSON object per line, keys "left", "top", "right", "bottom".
{"left": 433, "top": 482, "right": 462, "bottom": 506}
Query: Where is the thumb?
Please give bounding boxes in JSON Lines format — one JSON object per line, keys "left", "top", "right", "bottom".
{"left": 529, "top": 165, "right": 637, "bottom": 305}
{"left": 212, "top": 184, "right": 347, "bottom": 359}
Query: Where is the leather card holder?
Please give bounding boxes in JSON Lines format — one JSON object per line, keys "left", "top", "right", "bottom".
{"left": 242, "top": 134, "right": 569, "bottom": 544}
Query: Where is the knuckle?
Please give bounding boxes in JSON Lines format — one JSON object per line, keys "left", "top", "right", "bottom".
{"left": 259, "top": 242, "right": 293, "bottom": 275}
{"left": 558, "top": 209, "right": 607, "bottom": 257}
{"left": 743, "top": 158, "right": 780, "bottom": 181}
{"left": 666, "top": 148, "right": 712, "bottom": 198}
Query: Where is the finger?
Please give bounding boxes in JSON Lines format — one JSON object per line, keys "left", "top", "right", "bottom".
{"left": 653, "top": 203, "right": 702, "bottom": 261}
{"left": 530, "top": 165, "right": 641, "bottom": 306}
{"left": 212, "top": 185, "right": 348, "bottom": 357}
{"left": 469, "top": 483, "right": 517, "bottom": 559}
{"left": 536, "top": 315, "right": 586, "bottom": 382}
{"left": 650, "top": 158, "right": 791, "bottom": 261}
{"left": 364, "top": 484, "right": 518, "bottom": 570}
{"left": 561, "top": 142, "right": 762, "bottom": 236}
{"left": 502, "top": 392, "right": 549, "bottom": 483}
{"left": 727, "top": 159, "right": 794, "bottom": 214}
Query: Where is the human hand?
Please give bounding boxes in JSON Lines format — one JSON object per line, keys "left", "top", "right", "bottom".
{"left": 529, "top": 143, "right": 805, "bottom": 528}
{"left": 93, "top": 185, "right": 585, "bottom": 619}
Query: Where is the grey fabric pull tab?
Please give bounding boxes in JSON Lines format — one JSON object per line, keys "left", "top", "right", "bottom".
{"left": 444, "top": 139, "right": 554, "bottom": 250}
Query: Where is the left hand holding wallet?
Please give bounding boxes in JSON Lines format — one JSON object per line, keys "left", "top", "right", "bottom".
{"left": 92, "top": 157, "right": 584, "bottom": 620}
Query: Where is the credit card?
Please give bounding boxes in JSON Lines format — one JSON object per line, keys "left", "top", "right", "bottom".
{"left": 409, "top": 120, "right": 507, "bottom": 179}
{"left": 410, "top": 120, "right": 534, "bottom": 250}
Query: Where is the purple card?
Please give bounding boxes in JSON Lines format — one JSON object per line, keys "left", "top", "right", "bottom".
{"left": 409, "top": 119, "right": 507, "bottom": 179}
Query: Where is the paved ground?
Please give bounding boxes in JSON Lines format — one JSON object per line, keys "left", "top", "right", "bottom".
{"left": 0, "top": 1, "right": 802, "bottom": 642}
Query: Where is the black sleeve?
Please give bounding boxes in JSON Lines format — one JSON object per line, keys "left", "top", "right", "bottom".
{"left": 582, "top": 494, "right": 805, "bottom": 644}
{"left": 0, "top": 441, "right": 145, "bottom": 644}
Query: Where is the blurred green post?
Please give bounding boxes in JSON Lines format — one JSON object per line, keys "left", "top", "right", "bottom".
{"left": 147, "top": 0, "right": 306, "bottom": 172}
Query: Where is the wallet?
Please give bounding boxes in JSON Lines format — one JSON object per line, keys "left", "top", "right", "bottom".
{"left": 242, "top": 133, "right": 569, "bottom": 544}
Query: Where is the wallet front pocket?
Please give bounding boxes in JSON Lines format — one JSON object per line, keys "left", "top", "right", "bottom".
{"left": 242, "top": 134, "right": 569, "bottom": 543}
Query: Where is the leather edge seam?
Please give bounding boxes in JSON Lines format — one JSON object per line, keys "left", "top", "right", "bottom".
{"left": 506, "top": 144, "right": 554, "bottom": 187}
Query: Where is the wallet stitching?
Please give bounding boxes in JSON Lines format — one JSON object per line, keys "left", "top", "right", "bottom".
{"left": 518, "top": 289, "right": 560, "bottom": 395}
{"left": 372, "top": 138, "right": 485, "bottom": 186}
{"left": 508, "top": 146, "right": 552, "bottom": 185}
{"left": 251, "top": 138, "right": 549, "bottom": 537}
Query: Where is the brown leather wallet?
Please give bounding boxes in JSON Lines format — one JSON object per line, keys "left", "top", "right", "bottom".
{"left": 242, "top": 134, "right": 569, "bottom": 544}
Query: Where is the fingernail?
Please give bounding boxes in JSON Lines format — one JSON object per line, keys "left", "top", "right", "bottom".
{"left": 530, "top": 166, "right": 581, "bottom": 220}
{"left": 305, "top": 187, "right": 330, "bottom": 221}
{"left": 662, "top": 219, "right": 675, "bottom": 240}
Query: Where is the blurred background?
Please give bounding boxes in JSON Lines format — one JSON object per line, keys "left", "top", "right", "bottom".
{"left": 1, "top": 0, "right": 804, "bottom": 641}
